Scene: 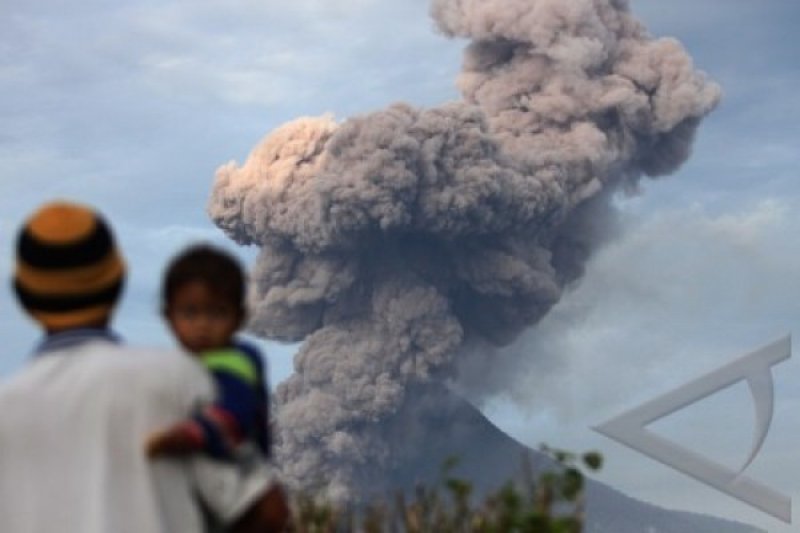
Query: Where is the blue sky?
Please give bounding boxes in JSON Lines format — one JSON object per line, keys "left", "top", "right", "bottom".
{"left": 1, "top": 1, "right": 798, "bottom": 531}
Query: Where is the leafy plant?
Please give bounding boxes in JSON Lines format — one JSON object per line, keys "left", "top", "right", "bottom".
{"left": 286, "top": 445, "right": 603, "bottom": 533}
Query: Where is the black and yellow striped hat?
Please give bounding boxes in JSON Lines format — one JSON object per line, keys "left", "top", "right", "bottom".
{"left": 13, "top": 201, "right": 126, "bottom": 330}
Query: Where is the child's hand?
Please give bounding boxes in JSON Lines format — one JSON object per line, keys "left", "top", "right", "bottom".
{"left": 146, "top": 426, "right": 201, "bottom": 458}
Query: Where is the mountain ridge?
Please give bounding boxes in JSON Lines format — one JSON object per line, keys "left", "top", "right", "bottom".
{"left": 368, "top": 383, "right": 765, "bottom": 533}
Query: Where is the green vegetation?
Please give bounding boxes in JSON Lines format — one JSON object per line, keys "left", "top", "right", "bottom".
{"left": 288, "top": 445, "right": 603, "bottom": 533}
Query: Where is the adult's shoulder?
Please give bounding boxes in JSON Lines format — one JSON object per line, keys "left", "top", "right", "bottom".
{"left": 98, "top": 343, "right": 216, "bottom": 409}
{"left": 0, "top": 366, "right": 31, "bottom": 400}
{"left": 110, "top": 344, "right": 198, "bottom": 369}
{"left": 85, "top": 343, "right": 211, "bottom": 390}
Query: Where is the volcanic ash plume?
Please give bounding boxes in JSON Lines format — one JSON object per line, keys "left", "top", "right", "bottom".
{"left": 209, "top": 0, "right": 720, "bottom": 500}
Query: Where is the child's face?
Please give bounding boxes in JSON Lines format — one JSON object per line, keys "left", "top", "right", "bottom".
{"left": 165, "top": 279, "right": 243, "bottom": 354}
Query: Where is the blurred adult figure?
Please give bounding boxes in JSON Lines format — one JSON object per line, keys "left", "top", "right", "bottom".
{"left": 0, "top": 201, "right": 288, "bottom": 533}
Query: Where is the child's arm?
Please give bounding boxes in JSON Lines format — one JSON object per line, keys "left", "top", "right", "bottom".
{"left": 148, "top": 351, "right": 261, "bottom": 459}
{"left": 146, "top": 419, "right": 205, "bottom": 457}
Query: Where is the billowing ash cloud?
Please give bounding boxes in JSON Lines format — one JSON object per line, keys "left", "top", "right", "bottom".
{"left": 209, "top": 0, "right": 720, "bottom": 500}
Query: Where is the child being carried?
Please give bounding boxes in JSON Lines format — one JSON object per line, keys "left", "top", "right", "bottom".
{"left": 147, "top": 245, "right": 270, "bottom": 460}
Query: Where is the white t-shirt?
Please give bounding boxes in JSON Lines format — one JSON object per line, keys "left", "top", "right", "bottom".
{"left": 0, "top": 336, "right": 272, "bottom": 533}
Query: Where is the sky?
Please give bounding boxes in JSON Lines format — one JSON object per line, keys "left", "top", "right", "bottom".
{"left": 1, "top": 0, "right": 798, "bottom": 531}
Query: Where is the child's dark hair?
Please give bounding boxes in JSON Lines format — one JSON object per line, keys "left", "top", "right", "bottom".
{"left": 162, "top": 244, "right": 246, "bottom": 312}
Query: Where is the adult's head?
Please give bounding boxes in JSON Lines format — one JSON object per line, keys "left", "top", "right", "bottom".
{"left": 13, "top": 200, "right": 126, "bottom": 332}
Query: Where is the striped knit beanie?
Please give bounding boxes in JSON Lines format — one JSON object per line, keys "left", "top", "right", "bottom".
{"left": 13, "top": 201, "right": 126, "bottom": 330}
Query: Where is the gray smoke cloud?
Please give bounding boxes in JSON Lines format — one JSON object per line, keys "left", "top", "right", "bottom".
{"left": 209, "top": 0, "right": 720, "bottom": 500}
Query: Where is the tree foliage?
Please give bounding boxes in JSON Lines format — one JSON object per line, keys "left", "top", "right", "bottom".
{"left": 287, "top": 445, "right": 603, "bottom": 533}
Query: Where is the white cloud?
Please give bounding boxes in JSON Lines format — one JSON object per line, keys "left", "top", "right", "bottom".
{"left": 478, "top": 197, "right": 799, "bottom": 415}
